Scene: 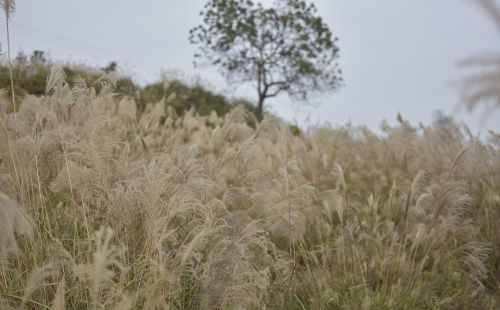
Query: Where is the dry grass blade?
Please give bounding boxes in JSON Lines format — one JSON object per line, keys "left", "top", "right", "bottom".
{"left": 51, "top": 277, "right": 66, "bottom": 310}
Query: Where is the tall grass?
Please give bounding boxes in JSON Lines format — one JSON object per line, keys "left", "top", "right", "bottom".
{"left": 0, "top": 67, "right": 499, "bottom": 309}
{"left": 1, "top": 0, "right": 17, "bottom": 119}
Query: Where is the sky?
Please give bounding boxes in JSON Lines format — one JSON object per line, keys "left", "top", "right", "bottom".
{"left": 2, "top": 0, "right": 500, "bottom": 134}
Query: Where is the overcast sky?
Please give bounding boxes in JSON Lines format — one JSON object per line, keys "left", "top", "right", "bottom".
{"left": 3, "top": 0, "right": 500, "bottom": 133}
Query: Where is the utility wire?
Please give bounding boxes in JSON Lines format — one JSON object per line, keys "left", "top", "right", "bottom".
{"left": 0, "top": 17, "right": 161, "bottom": 81}
{"left": 1, "top": 18, "right": 119, "bottom": 56}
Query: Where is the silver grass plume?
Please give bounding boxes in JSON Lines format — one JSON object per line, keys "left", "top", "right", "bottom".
{"left": 460, "top": 0, "right": 500, "bottom": 115}
{"left": 0, "top": 191, "right": 33, "bottom": 263}
{"left": 21, "top": 263, "right": 59, "bottom": 308}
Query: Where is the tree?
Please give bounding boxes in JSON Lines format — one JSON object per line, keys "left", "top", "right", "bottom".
{"left": 30, "top": 50, "right": 47, "bottom": 64}
{"left": 102, "top": 61, "right": 118, "bottom": 73}
{"left": 189, "top": 0, "right": 343, "bottom": 121}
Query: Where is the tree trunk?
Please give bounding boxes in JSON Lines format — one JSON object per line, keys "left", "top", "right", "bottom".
{"left": 256, "top": 96, "right": 264, "bottom": 123}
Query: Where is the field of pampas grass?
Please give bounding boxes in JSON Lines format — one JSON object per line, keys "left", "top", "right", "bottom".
{"left": 0, "top": 67, "right": 499, "bottom": 309}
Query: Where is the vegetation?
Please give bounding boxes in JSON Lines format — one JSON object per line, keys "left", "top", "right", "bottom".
{"left": 0, "top": 0, "right": 499, "bottom": 308}
{"left": 189, "top": 0, "right": 343, "bottom": 121}
{"left": 139, "top": 78, "right": 256, "bottom": 119}
{"left": 0, "top": 68, "right": 499, "bottom": 309}
{"left": 0, "top": 52, "right": 254, "bottom": 119}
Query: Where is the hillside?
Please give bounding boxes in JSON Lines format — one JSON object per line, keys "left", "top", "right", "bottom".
{"left": 0, "top": 54, "right": 255, "bottom": 119}
{"left": 0, "top": 67, "right": 499, "bottom": 309}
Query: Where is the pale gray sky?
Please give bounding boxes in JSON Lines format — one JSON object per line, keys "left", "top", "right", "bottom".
{"left": 3, "top": 0, "right": 500, "bottom": 133}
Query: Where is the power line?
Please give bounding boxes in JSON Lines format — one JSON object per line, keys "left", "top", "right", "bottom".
{"left": 9, "top": 28, "right": 113, "bottom": 60}
{"left": 0, "top": 17, "right": 161, "bottom": 81}
{"left": 1, "top": 18, "right": 119, "bottom": 56}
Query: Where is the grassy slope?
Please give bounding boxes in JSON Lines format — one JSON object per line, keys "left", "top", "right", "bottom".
{"left": 0, "top": 68, "right": 499, "bottom": 309}
{"left": 0, "top": 59, "right": 255, "bottom": 119}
